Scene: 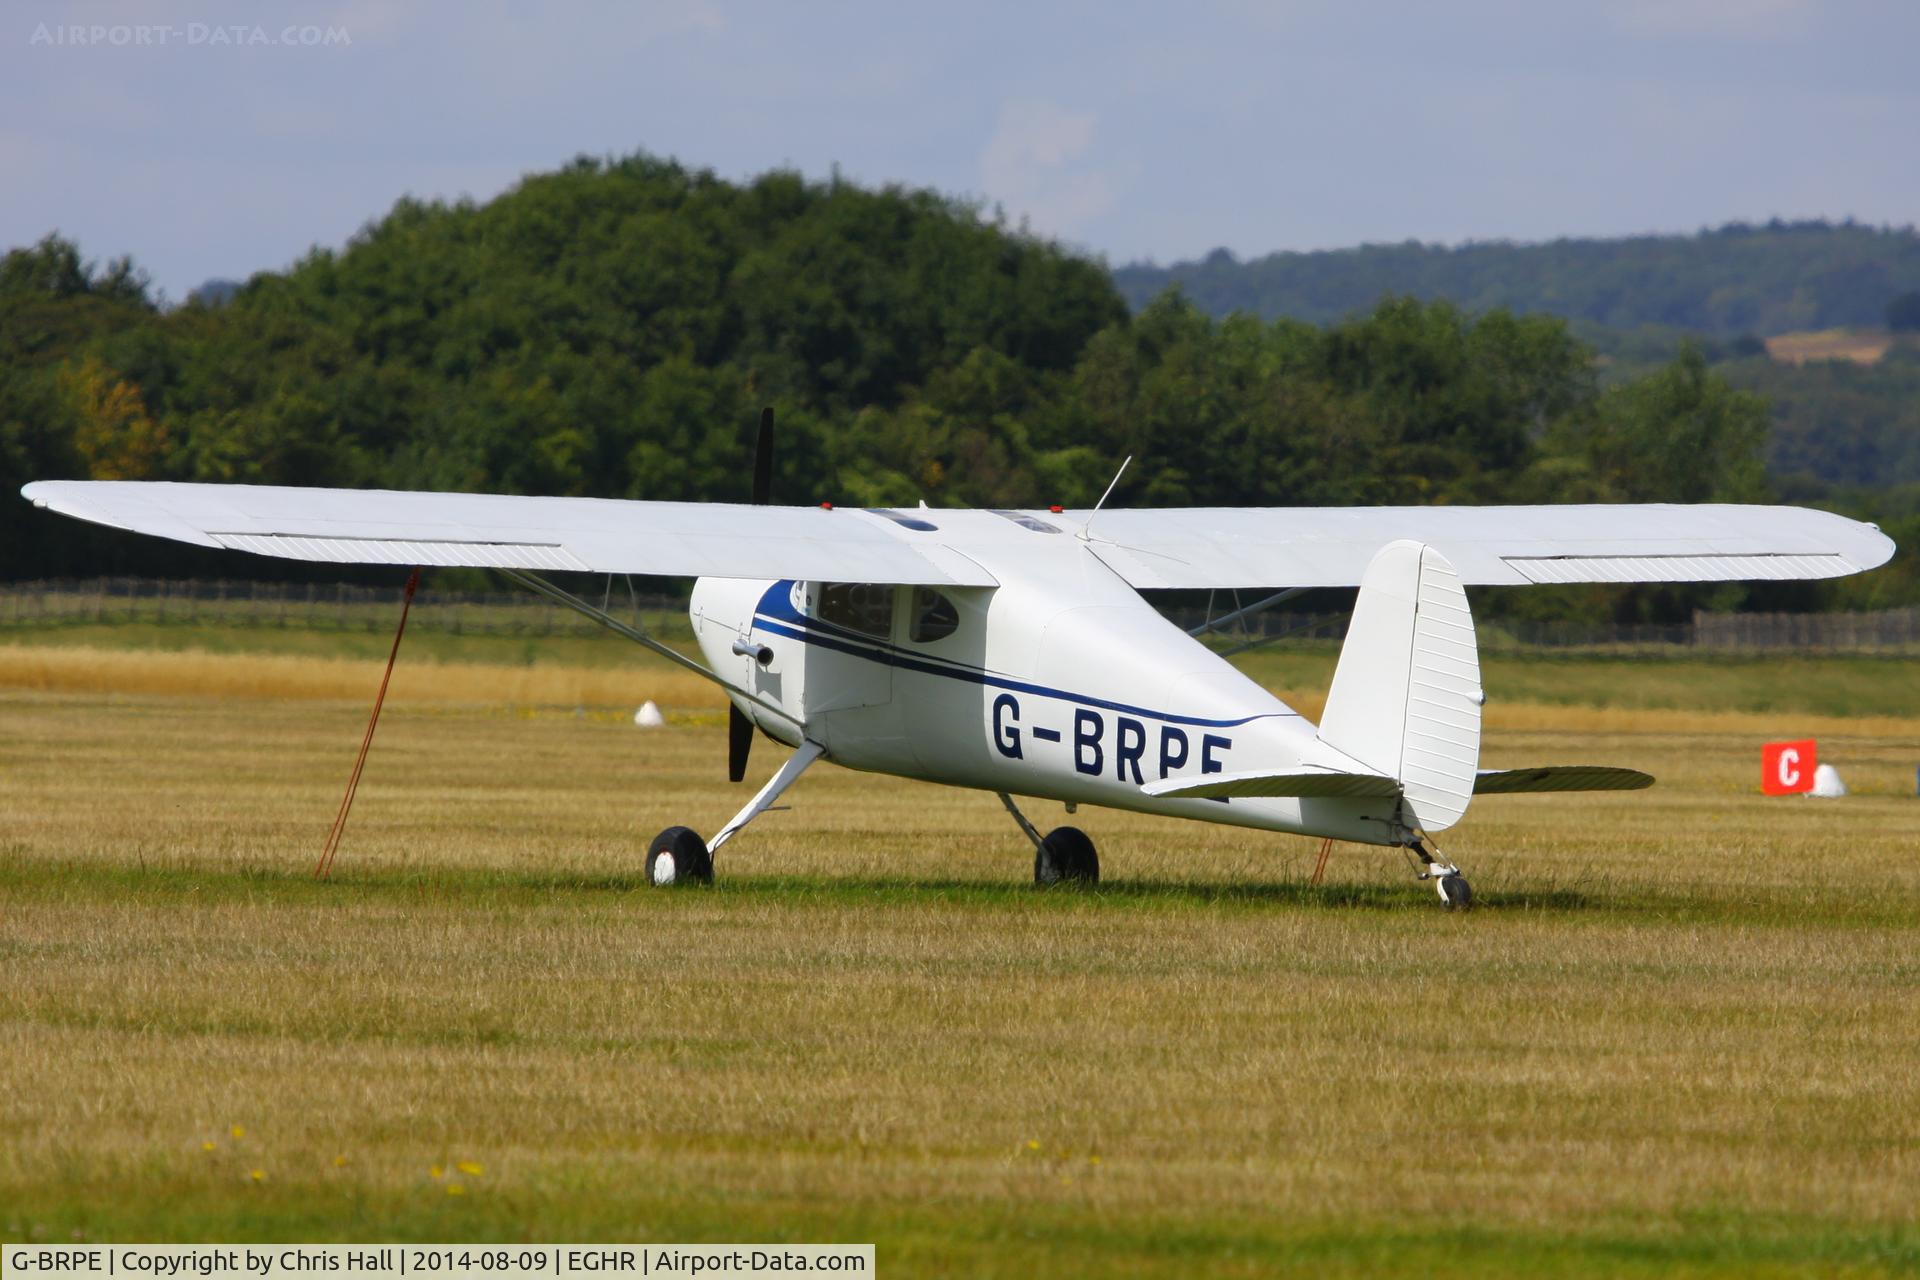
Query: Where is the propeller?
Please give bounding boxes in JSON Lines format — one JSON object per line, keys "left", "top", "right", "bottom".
{"left": 729, "top": 407, "right": 775, "bottom": 782}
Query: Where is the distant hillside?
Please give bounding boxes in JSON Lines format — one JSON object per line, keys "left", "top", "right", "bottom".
{"left": 1115, "top": 221, "right": 1920, "bottom": 337}
{"left": 1727, "top": 350, "right": 1920, "bottom": 491}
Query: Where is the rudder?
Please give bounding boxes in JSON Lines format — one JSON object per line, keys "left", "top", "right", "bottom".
{"left": 1316, "top": 540, "right": 1482, "bottom": 832}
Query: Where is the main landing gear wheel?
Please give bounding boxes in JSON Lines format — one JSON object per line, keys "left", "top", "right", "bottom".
{"left": 646, "top": 825, "right": 713, "bottom": 887}
{"left": 1436, "top": 873, "right": 1472, "bottom": 910}
{"left": 1035, "top": 826, "right": 1099, "bottom": 887}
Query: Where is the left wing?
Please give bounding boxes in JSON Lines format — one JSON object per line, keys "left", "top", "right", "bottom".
{"left": 1068, "top": 503, "right": 1893, "bottom": 589}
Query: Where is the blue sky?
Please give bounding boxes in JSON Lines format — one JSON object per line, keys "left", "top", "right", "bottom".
{"left": 4, "top": 0, "right": 1916, "bottom": 300}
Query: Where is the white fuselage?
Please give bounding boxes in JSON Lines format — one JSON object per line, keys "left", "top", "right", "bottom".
{"left": 690, "top": 510, "right": 1406, "bottom": 846}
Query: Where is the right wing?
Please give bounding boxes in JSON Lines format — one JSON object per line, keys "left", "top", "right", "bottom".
{"left": 21, "top": 481, "right": 998, "bottom": 587}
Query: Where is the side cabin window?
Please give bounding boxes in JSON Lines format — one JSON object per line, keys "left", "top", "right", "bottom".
{"left": 909, "top": 587, "right": 959, "bottom": 642}
{"left": 818, "top": 582, "right": 894, "bottom": 638}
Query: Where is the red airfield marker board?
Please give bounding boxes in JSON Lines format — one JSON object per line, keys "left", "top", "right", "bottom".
{"left": 1761, "top": 740, "right": 1817, "bottom": 795}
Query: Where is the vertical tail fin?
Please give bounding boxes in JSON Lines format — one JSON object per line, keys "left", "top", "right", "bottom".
{"left": 1316, "top": 540, "right": 1482, "bottom": 832}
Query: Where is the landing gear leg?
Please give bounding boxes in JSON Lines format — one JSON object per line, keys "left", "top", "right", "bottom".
{"left": 647, "top": 740, "right": 824, "bottom": 886}
{"left": 1407, "top": 838, "right": 1471, "bottom": 910}
{"left": 997, "top": 792, "right": 1046, "bottom": 852}
{"left": 998, "top": 792, "right": 1100, "bottom": 886}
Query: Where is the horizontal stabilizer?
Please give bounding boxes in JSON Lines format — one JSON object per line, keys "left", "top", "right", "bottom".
{"left": 1473, "top": 766, "right": 1654, "bottom": 795}
{"left": 1142, "top": 769, "right": 1401, "bottom": 801}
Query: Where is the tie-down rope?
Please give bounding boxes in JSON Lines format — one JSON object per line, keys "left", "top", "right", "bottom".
{"left": 314, "top": 567, "right": 420, "bottom": 880}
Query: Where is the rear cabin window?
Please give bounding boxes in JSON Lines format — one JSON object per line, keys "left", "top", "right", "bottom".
{"left": 990, "top": 509, "right": 1061, "bottom": 533}
{"left": 909, "top": 588, "right": 960, "bottom": 642}
{"left": 818, "top": 583, "right": 895, "bottom": 638}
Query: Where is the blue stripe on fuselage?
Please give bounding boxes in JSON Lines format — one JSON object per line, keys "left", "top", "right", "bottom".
{"left": 748, "top": 580, "right": 1288, "bottom": 730}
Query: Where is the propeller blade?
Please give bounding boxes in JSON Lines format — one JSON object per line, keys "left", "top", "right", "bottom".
{"left": 732, "top": 408, "right": 774, "bottom": 782}
{"left": 751, "top": 406, "right": 774, "bottom": 506}
{"left": 728, "top": 704, "right": 753, "bottom": 783}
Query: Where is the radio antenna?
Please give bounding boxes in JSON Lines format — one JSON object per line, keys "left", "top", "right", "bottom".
{"left": 1079, "top": 455, "right": 1132, "bottom": 541}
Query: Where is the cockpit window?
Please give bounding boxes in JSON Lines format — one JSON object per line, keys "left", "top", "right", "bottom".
{"left": 990, "top": 509, "right": 1061, "bottom": 534}
{"left": 866, "top": 508, "right": 939, "bottom": 531}
{"left": 818, "top": 583, "right": 895, "bottom": 638}
{"left": 909, "top": 587, "right": 959, "bottom": 642}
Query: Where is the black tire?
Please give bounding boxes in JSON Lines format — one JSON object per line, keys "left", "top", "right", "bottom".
{"left": 646, "top": 826, "right": 713, "bottom": 886}
{"left": 1438, "top": 873, "right": 1472, "bottom": 910}
{"left": 1035, "top": 826, "right": 1099, "bottom": 886}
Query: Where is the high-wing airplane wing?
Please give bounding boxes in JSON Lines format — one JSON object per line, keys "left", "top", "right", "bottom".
{"left": 20, "top": 481, "right": 1893, "bottom": 590}
{"left": 20, "top": 481, "right": 999, "bottom": 586}
{"left": 1070, "top": 504, "right": 1894, "bottom": 589}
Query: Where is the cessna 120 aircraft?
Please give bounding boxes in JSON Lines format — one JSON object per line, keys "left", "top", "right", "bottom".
{"left": 21, "top": 420, "right": 1894, "bottom": 907}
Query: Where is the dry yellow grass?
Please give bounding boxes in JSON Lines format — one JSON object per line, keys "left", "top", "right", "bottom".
{"left": 9, "top": 642, "right": 1917, "bottom": 744}
{"left": 3, "top": 681, "right": 1919, "bottom": 1273}
{"left": 0, "top": 643, "right": 718, "bottom": 712}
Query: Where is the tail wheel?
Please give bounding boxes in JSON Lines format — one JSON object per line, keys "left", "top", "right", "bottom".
{"left": 1035, "top": 826, "right": 1099, "bottom": 886}
{"left": 1437, "top": 873, "right": 1472, "bottom": 910}
{"left": 647, "top": 826, "right": 713, "bottom": 887}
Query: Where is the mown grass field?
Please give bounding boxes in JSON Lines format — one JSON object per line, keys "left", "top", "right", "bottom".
{"left": 4, "top": 630, "right": 1919, "bottom": 1276}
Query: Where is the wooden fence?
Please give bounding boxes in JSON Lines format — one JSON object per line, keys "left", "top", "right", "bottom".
{"left": 1690, "top": 607, "right": 1920, "bottom": 651}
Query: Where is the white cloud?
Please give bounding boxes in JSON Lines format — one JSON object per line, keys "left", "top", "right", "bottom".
{"left": 978, "top": 99, "right": 1115, "bottom": 239}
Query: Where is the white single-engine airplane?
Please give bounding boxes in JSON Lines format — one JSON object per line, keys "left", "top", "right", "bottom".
{"left": 20, "top": 423, "right": 1894, "bottom": 906}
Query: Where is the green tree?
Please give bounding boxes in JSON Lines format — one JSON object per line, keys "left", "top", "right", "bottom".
{"left": 1888, "top": 290, "right": 1920, "bottom": 332}
{"left": 1542, "top": 344, "right": 1769, "bottom": 504}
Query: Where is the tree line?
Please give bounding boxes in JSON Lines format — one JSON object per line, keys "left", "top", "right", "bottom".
{"left": 3, "top": 154, "right": 1912, "bottom": 618}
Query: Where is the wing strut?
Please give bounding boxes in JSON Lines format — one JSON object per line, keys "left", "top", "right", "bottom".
{"left": 1187, "top": 585, "right": 1312, "bottom": 640}
{"left": 498, "top": 568, "right": 802, "bottom": 731}
{"left": 1219, "top": 605, "right": 1340, "bottom": 658}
